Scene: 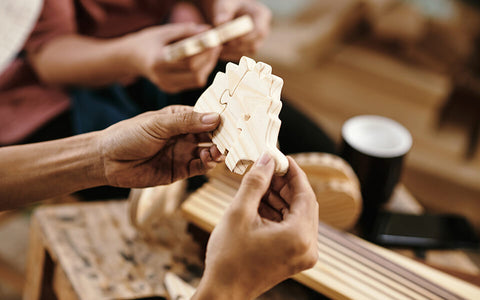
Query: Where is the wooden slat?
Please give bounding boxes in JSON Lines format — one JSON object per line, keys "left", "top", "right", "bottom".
{"left": 181, "top": 181, "right": 480, "bottom": 299}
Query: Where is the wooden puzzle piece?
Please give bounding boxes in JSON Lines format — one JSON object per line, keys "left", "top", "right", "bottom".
{"left": 194, "top": 56, "right": 288, "bottom": 175}
{"left": 165, "top": 15, "right": 254, "bottom": 62}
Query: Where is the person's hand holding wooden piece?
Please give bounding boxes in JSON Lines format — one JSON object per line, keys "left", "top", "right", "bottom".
{"left": 193, "top": 154, "right": 319, "bottom": 300}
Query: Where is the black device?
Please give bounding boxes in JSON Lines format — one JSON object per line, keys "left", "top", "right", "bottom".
{"left": 369, "top": 212, "right": 480, "bottom": 249}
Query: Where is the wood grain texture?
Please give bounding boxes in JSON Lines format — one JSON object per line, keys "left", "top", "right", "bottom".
{"left": 26, "top": 201, "right": 203, "bottom": 300}
{"left": 194, "top": 56, "right": 288, "bottom": 175}
{"left": 181, "top": 167, "right": 480, "bottom": 299}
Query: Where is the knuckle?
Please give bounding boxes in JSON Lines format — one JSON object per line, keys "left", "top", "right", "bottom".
{"left": 295, "top": 237, "right": 311, "bottom": 255}
{"left": 176, "top": 112, "right": 191, "bottom": 125}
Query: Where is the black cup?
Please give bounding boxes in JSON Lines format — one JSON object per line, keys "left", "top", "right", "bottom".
{"left": 339, "top": 115, "right": 412, "bottom": 231}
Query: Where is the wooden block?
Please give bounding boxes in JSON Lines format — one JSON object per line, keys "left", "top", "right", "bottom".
{"left": 291, "top": 153, "right": 362, "bottom": 230}
{"left": 194, "top": 56, "right": 288, "bottom": 175}
{"left": 165, "top": 15, "right": 254, "bottom": 62}
{"left": 164, "top": 272, "right": 196, "bottom": 300}
{"left": 128, "top": 180, "right": 187, "bottom": 233}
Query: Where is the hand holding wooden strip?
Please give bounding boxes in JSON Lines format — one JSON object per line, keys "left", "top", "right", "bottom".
{"left": 165, "top": 15, "right": 254, "bottom": 62}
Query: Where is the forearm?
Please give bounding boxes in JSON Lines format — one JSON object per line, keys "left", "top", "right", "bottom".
{"left": 0, "top": 132, "right": 106, "bottom": 210}
{"left": 29, "top": 34, "right": 137, "bottom": 87}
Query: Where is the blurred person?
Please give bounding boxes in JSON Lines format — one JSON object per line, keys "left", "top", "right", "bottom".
{"left": 0, "top": 0, "right": 272, "bottom": 145}
{"left": 1, "top": 0, "right": 335, "bottom": 156}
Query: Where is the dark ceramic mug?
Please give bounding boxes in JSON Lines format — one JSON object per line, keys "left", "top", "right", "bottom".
{"left": 339, "top": 115, "right": 412, "bottom": 230}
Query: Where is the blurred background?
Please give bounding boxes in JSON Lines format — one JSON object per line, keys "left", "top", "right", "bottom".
{"left": 1, "top": 0, "right": 480, "bottom": 298}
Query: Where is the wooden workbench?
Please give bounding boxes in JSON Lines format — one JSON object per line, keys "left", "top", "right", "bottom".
{"left": 22, "top": 201, "right": 320, "bottom": 300}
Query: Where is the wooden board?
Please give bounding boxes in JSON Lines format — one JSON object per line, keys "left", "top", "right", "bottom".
{"left": 181, "top": 183, "right": 480, "bottom": 299}
{"left": 24, "top": 201, "right": 349, "bottom": 300}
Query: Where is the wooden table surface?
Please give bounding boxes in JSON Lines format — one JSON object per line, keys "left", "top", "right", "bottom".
{"left": 24, "top": 200, "right": 322, "bottom": 300}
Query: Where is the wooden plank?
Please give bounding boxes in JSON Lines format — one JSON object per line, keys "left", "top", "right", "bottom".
{"left": 181, "top": 181, "right": 480, "bottom": 299}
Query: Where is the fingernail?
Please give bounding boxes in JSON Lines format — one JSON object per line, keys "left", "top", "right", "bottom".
{"left": 256, "top": 152, "right": 272, "bottom": 166}
{"left": 201, "top": 113, "right": 219, "bottom": 124}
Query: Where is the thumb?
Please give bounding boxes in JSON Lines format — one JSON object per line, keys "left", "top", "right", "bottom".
{"left": 212, "top": 1, "right": 238, "bottom": 25}
{"left": 160, "top": 23, "right": 210, "bottom": 43}
{"left": 149, "top": 110, "right": 220, "bottom": 138}
{"left": 232, "top": 152, "right": 275, "bottom": 216}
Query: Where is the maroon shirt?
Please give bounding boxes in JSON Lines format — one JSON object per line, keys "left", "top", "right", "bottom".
{"left": 0, "top": 0, "right": 175, "bottom": 145}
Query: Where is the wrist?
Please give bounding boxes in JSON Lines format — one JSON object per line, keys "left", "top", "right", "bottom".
{"left": 193, "top": 271, "right": 256, "bottom": 300}
{"left": 111, "top": 35, "right": 143, "bottom": 78}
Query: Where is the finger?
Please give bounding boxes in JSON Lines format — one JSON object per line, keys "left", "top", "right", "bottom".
{"left": 265, "top": 190, "right": 289, "bottom": 213}
{"left": 258, "top": 202, "right": 282, "bottom": 222}
{"left": 165, "top": 46, "right": 220, "bottom": 71}
{"left": 231, "top": 152, "right": 275, "bottom": 217}
{"left": 271, "top": 174, "right": 288, "bottom": 194}
{"left": 160, "top": 23, "right": 210, "bottom": 43}
{"left": 147, "top": 110, "right": 220, "bottom": 138}
{"left": 212, "top": 1, "right": 239, "bottom": 25}
{"left": 159, "top": 105, "right": 192, "bottom": 114}
{"left": 189, "top": 149, "right": 217, "bottom": 177}
{"left": 282, "top": 157, "right": 312, "bottom": 199}
{"left": 281, "top": 157, "right": 317, "bottom": 221}
{"left": 209, "top": 145, "right": 224, "bottom": 162}
{"left": 248, "top": 3, "right": 271, "bottom": 41}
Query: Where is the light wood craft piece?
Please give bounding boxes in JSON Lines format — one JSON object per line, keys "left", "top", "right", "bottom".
{"left": 128, "top": 180, "right": 186, "bottom": 234}
{"left": 164, "top": 272, "right": 196, "bottom": 300}
{"left": 165, "top": 15, "right": 254, "bottom": 62}
{"left": 194, "top": 56, "right": 288, "bottom": 175}
{"left": 291, "top": 153, "right": 362, "bottom": 230}
{"left": 180, "top": 179, "right": 480, "bottom": 299}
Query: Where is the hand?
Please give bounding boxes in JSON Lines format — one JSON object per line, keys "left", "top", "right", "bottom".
{"left": 98, "top": 105, "right": 223, "bottom": 188}
{"left": 193, "top": 154, "right": 319, "bottom": 300}
{"left": 122, "top": 23, "right": 221, "bottom": 93}
{"left": 201, "top": 0, "right": 272, "bottom": 61}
